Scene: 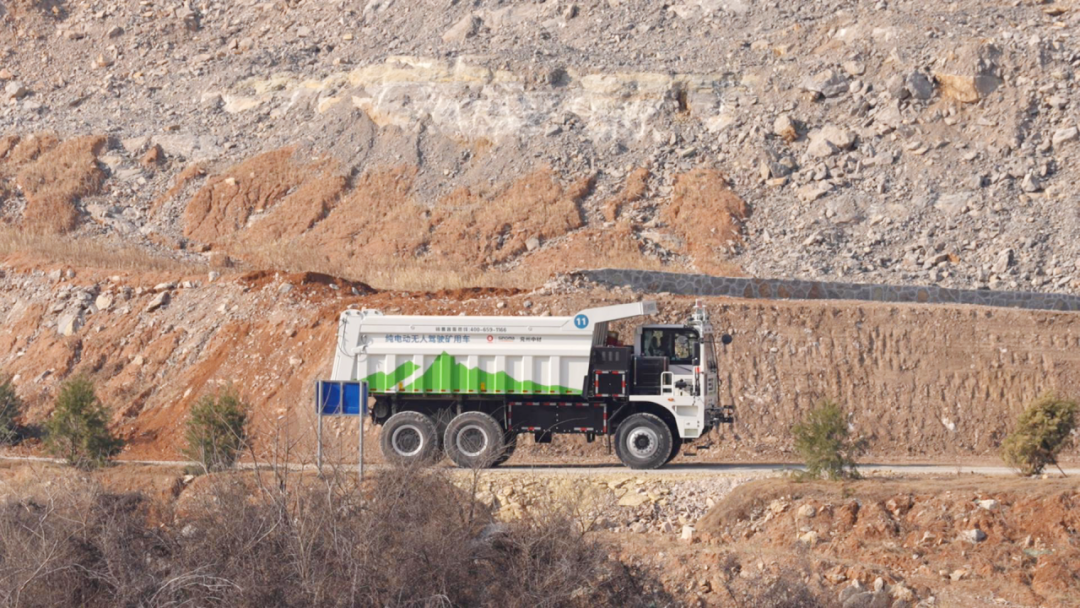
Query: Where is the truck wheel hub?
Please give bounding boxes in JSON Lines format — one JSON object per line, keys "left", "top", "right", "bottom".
{"left": 456, "top": 424, "right": 489, "bottom": 457}
{"left": 627, "top": 428, "right": 659, "bottom": 458}
{"left": 391, "top": 425, "right": 424, "bottom": 457}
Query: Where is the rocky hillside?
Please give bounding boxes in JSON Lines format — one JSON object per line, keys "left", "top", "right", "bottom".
{"left": 0, "top": 0, "right": 1078, "bottom": 292}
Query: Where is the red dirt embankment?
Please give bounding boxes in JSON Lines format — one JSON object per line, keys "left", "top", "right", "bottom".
{"left": 1, "top": 263, "right": 1079, "bottom": 465}
{"left": 696, "top": 477, "right": 1080, "bottom": 607}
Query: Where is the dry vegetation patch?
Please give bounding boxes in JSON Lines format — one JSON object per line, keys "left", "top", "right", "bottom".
{"left": 0, "top": 465, "right": 670, "bottom": 607}
{"left": 15, "top": 135, "right": 108, "bottom": 234}
{"left": 183, "top": 148, "right": 308, "bottom": 243}
{"left": 428, "top": 168, "right": 590, "bottom": 266}
{"left": 663, "top": 167, "right": 749, "bottom": 274}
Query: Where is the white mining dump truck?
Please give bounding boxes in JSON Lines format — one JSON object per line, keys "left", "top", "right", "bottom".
{"left": 329, "top": 301, "right": 732, "bottom": 469}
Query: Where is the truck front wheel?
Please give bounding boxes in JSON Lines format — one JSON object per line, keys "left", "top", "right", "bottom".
{"left": 444, "top": 412, "right": 507, "bottom": 468}
{"left": 615, "top": 413, "right": 673, "bottom": 470}
{"left": 380, "top": 411, "right": 441, "bottom": 466}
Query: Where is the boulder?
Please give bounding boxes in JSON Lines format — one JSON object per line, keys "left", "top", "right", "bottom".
{"left": 802, "top": 69, "right": 849, "bottom": 98}
{"left": 906, "top": 72, "right": 935, "bottom": 100}
{"left": 807, "top": 124, "right": 855, "bottom": 157}
{"left": 57, "top": 312, "right": 83, "bottom": 336}
{"left": 146, "top": 291, "right": 170, "bottom": 313}
{"left": 960, "top": 528, "right": 987, "bottom": 543}
{"left": 773, "top": 114, "right": 798, "bottom": 141}
{"left": 443, "top": 14, "right": 481, "bottom": 43}
{"left": 935, "top": 43, "right": 1003, "bottom": 103}
{"left": 4, "top": 81, "right": 28, "bottom": 100}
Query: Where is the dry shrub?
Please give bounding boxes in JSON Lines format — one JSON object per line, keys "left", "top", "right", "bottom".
{"left": 15, "top": 135, "right": 107, "bottom": 234}
{"left": 183, "top": 148, "right": 306, "bottom": 243}
{"left": 741, "top": 572, "right": 837, "bottom": 608}
{"left": 0, "top": 466, "right": 667, "bottom": 607}
{"left": 663, "top": 167, "right": 749, "bottom": 274}
{"left": 0, "top": 482, "right": 167, "bottom": 608}
{"left": 6, "top": 133, "right": 60, "bottom": 166}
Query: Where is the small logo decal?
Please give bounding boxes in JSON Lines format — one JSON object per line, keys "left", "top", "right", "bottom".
{"left": 487, "top": 335, "right": 494, "bottom": 342}
{"left": 573, "top": 314, "right": 589, "bottom": 329}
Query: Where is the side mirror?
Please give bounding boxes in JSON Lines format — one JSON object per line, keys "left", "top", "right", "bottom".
{"left": 721, "top": 334, "right": 733, "bottom": 345}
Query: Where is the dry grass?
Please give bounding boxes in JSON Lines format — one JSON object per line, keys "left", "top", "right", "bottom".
{"left": 237, "top": 244, "right": 552, "bottom": 291}
{"left": 429, "top": 168, "right": 590, "bottom": 266}
{"left": 0, "top": 228, "right": 198, "bottom": 273}
{"left": 183, "top": 148, "right": 306, "bottom": 243}
{"left": 14, "top": 135, "right": 107, "bottom": 235}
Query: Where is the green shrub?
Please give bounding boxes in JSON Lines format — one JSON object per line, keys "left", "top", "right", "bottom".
{"left": 0, "top": 375, "right": 22, "bottom": 445}
{"left": 792, "top": 400, "right": 864, "bottom": 481}
{"left": 183, "top": 386, "right": 249, "bottom": 473}
{"left": 1002, "top": 393, "right": 1078, "bottom": 476}
{"left": 44, "top": 376, "right": 123, "bottom": 469}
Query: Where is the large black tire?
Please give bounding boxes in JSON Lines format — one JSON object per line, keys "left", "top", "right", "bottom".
{"left": 444, "top": 412, "right": 506, "bottom": 469}
{"left": 614, "top": 413, "right": 673, "bottom": 470}
{"left": 665, "top": 436, "right": 683, "bottom": 465}
{"left": 380, "top": 411, "right": 441, "bottom": 466}
{"left": 493, "top": 433, "right": 518, "bottom": 466}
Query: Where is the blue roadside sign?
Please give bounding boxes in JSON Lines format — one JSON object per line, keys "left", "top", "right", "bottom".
{"left": 317, "top": 381, "right": 368, "bottom": 416}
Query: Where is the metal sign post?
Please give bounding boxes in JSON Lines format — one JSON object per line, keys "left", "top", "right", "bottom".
{"left": 315, "top": 380, "right": 368, "bottom": 485}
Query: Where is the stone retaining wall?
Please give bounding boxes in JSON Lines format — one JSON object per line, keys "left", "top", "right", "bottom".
{"left": 572, "top": 269, "right": 1080, "bottom": 313}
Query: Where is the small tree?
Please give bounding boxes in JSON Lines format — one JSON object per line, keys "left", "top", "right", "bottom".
{"left": 183, "top": 386, "right": 249, "bottom": 473}
{"left": 0, "top": 375, "right": 22, "bottom": 445}
{"left": 792, "top": 400, "right": 864, "bottom": 481}
{"left": 1002, "top": 393, "right": 1078, "bottom": 477}
{"left": 44, "top": 377, "right": 123, "bottom": 469}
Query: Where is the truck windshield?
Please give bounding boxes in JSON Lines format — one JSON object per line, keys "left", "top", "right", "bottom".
{"left": 641, "top": 328, "right": 700, "bottom": 365}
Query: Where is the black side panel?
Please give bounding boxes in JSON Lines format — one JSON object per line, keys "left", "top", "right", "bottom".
{"left": 507, "top": 402, "right": 607, "bottom": 434}
{"left": 632, "top": 356, "right": 668, "bottom": 395}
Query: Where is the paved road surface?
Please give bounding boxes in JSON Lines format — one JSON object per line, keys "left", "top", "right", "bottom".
{"left": 2, "top": 455, "right": 1077, "bottom": 478}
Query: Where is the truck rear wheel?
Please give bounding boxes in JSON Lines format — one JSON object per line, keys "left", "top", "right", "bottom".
{"left": 615, "top": 413, "right": 673, "bottom": 470}
{"left": 444, "top": 412, "right": 506, "bottom": 469}
{"left": 380, "top": 411, "right": 441, "bottom": 466}
{"left": 493, "top": 433, "right": 517, "bottom": 466}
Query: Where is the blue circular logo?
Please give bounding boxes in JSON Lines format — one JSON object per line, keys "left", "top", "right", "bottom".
{"left": 573, "top": 314, "right": 589, "bottom": 329}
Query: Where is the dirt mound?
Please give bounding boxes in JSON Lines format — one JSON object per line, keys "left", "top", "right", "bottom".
{"left": 699, "top": 477, "right": 1080, "bottom": 607}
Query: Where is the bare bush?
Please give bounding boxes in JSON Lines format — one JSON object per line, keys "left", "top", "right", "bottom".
{"left": 0, "top": 464, "right": 669, "bottom": 607}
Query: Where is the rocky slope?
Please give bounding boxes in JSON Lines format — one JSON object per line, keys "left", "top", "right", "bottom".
{"left": 0, "top": 0, "right": 1079, "bottom": 292}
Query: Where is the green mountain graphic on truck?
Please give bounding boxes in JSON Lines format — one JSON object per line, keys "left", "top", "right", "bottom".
{"left": 361, "top": 352, "right": 581, "bottom": 395}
